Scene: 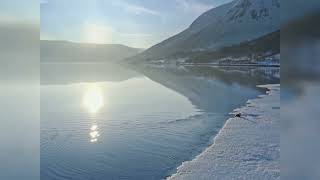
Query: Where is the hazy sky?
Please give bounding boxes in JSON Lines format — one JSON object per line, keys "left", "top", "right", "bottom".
{"left": 41, "top": 0, "right": 232, "bottom": 48}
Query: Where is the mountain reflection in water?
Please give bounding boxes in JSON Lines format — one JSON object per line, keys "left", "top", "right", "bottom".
{"left": 41, "top": 63, "right": 279, "bottom": 180}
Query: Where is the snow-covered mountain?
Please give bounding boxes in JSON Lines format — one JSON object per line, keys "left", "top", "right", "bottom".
{"left": 128, "top": 0, "right": 280, "bottom": 63}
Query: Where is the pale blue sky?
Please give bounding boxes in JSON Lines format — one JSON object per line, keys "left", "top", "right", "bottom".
{"left": 41, "top": 0, "right": 232, "bottom": 48}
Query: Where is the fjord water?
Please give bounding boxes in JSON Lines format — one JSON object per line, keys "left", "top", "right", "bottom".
{"left": 41, "top": 63, "right": 279, "bottom": 180}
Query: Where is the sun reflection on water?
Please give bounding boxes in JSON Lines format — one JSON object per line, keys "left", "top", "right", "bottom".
{"left": 83, "top": 84, "right": 104, "bottom": 114}
{"left": 90, "top": 124, "right": 100, "bottom": 143}
{"left": 82, "top": 84, "right": 104, "bottom": 143}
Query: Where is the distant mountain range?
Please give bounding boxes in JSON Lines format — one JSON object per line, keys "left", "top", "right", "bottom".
{"left": 41, "top": 40, "right": 142, "bottom": 63}
{"left": 127, "top": 0, "right": 280, "bottom": 64}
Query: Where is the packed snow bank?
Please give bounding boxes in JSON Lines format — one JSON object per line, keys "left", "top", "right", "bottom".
{"left": 168, "top": 84, "right": 280, "bottom": 180}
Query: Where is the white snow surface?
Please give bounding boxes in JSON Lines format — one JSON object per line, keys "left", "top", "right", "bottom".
{"left": 168, "top": 84, "right": 280, "bottom": 180}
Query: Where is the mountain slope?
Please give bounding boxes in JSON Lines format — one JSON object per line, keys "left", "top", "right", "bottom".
{"left": 41, "top": 40, "right": 142, "bottom": 63}
{"left": 187, "top": 30, "right": 279, "bottom": 64}
{"left": 128, "top": 0, "right": 280, "bottom": 63}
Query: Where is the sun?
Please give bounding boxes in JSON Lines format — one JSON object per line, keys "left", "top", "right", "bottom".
{"left": 83, "top": 84, "right": 104, "bottom": 113}
{"left": 83, "top": 21, "right": 114, "bottom": 44}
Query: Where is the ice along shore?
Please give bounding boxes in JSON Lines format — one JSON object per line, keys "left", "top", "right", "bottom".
{"left": 168, "top": 84, "right": 280, "bottom": 180}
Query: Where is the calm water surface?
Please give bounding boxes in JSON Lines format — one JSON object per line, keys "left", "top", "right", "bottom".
{"left": 41, "top": 63, "right": 279, "bottom": 180}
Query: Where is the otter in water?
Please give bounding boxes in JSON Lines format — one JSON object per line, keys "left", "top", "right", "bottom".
{"left": 235, "top": 113, "right": 241, "bottom": 118}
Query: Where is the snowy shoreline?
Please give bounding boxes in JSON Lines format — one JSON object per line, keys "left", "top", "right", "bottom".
{"left": 180, "top": 63, "right": 280, "bottom": 67}
{"left": 168, "top": 84, "right": 280, "bottom": 180}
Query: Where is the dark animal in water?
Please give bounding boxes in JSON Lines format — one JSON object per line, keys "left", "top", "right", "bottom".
{"left": 235, "top": 113, "right": 241, "bottom": 118}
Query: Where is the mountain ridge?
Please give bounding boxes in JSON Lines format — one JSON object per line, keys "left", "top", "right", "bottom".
{"left": 41, "top": 40, "right": 143, "bottom": 63}
{"left": 127, "top": 0, "right": 280, "bottom": 64}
